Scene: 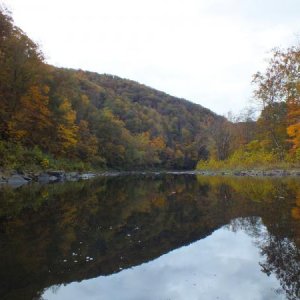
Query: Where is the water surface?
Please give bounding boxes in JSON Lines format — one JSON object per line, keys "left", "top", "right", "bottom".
{"left": 0, "top": 175, "right": 299, "bottom": 299}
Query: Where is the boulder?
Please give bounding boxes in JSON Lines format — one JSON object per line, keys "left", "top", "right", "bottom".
{"left": 38, "top": 173, "right": 50, "bottom": 183}
{"left": 65, "top": 172, "right": 79, "bottom": 181}
{"left": 0, "top": 175, "right": 7, "bottom": 183}
{"left": 233, "top": 171, "right": 241, "bottom": 176}
{"left": 79, "top": 173, "right": 96, "bottom": 180}
{"left": 8, "top": 174, "right": 28, "bottom": 187}
{"left": 49, "top": 176, "right": 59, "bottom": 182}
{"left": 48, "top": 171, "right": 65, "bottom": 180}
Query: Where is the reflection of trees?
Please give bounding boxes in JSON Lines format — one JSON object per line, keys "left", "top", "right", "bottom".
{"left": 213, "top": 176, "right": 300, "bottom": 300}
{"left": 227, "top": 216, "right": 263, "bottom": 238}
{"left": 0, "top": 175, "right": 300, "bottom": 300}
{"left": 259, "top": 235, "right": 300, "bottom": 300}
{"left": 227, "top": 216, "right": 300, "bottom": 300}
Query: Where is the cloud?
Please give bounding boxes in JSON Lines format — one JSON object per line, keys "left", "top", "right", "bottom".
{"left": 4, "top": 0, "right": 300, "bottom": 115}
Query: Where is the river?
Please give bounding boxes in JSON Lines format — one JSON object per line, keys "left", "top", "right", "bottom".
{"left": 0, "top": 174, "right": 299, "bottom": 300}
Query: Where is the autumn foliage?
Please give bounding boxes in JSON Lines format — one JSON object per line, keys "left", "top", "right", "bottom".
{"left": 198, "top": 46, "right": 300, "bottom": 170}
{"left": 1, "top": 6, "right": 299, "bottom": 171}
{"left": 0, "top": 7, "right": 221, "bottom": 170}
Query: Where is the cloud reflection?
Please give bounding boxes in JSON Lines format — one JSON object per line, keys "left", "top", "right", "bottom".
{"left": 43, "top": 225, "right": 284, "bottom": 300}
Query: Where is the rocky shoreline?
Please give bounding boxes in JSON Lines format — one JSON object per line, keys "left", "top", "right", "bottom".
{"left": 1, "top": 169, "right": 300, "bottom": 187}
{"left": 0, "top": 170, "right": 122, "bottom": 187}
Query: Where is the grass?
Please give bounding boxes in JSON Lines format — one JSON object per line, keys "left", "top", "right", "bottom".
{"left": 196, "top": 147, "right": 300, "bottom": 171}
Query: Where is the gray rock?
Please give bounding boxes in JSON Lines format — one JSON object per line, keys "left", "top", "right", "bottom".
{"left": 69, "top": 172, "right": 79, "bottom": 177}
{"left": 38, "top": 173, "right": 50, "bottom": 183}
{"left": 233, "top": 171, "right": 241, "bottom": 176}
{"left": 0, "top": 175, "right": 7, "bottom": 183}
{"left": 49, "top": 176, "right": 59, "bottom": 182}
{"left": 8, "top": 174, "right": 28, "bottom": 187}
{"left": 48, "top": 171, "right": 65, "bottom": 180}
{"left": 79, "top": 173, "right": 96, "bottom": 180}
{"left": 65, "top": 172, "right": 79, "bottom": 181}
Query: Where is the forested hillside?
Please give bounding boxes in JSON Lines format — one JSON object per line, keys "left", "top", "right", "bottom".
{"left": 3, "top": 5, "right": 298, "bottom": 172}
{"left": 0, "top": 7, "right": 223, "bottom": 170}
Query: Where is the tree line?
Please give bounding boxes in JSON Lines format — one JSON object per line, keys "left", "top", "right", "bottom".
{"left": 0, "top": 7, "right": 221, "bottom": 171}
{"left": 198, "top": 46, "right": 300, "bottom": 170}
{"left": 1, "top": 5, "right": 299, "bottom": 172}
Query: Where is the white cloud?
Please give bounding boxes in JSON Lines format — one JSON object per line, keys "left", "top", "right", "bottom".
{"left": 3, "top": 0, "right": 300, "bottom": 115}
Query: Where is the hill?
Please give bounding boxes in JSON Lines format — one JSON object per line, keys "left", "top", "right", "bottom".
{"left": 0, "top": 7, "right": 223, "bottom": 170}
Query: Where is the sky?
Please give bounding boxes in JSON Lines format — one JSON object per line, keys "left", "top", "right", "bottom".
{"left": 43, "top": 226, "right": 284, "bottom": 300}
{"left": 2, "top": 0, "right": 300, "bottom": 115}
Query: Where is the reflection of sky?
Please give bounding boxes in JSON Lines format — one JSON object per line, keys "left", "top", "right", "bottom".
{"left": 43, "top": 226, "right": 285, "bottom": 300}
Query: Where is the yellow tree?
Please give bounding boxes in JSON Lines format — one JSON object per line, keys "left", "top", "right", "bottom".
{"left": 253, "top": 46, "right": 300, "bottom": 158}
{"left": 8, "top": 85, "right": 52, "bottom": 148}
{"left": 77, "top": 120, "right": 99, "bottom": 161}
{"left": 287, "top": 83, "right": 300, "bottom": 157}
{"left": 54, "top": 98, "right": 78, "bottom": 155}
{"left": 94, "top": 109, "right": 129, "bottom": 167}
{"left": 0, "top": 7, "right": 45, "bottom": 139}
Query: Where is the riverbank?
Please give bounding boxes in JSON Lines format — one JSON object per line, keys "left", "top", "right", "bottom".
{"left": 0, "top": 170, "right": 123, "bottom": 187}
{"left": 195, "top": 169, "right": 300, "bottom": 177}
{"left": 2, "top": 168, "right": 300, "bottom": 188}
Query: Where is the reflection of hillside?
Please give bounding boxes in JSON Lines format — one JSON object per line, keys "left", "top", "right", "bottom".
{"left": 0, "top": 175, "right": 300, "bottom": 300}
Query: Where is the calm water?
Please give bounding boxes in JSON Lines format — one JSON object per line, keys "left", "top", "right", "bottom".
{"left": 0, "top": 174, "right": 300, "bottom": 300}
